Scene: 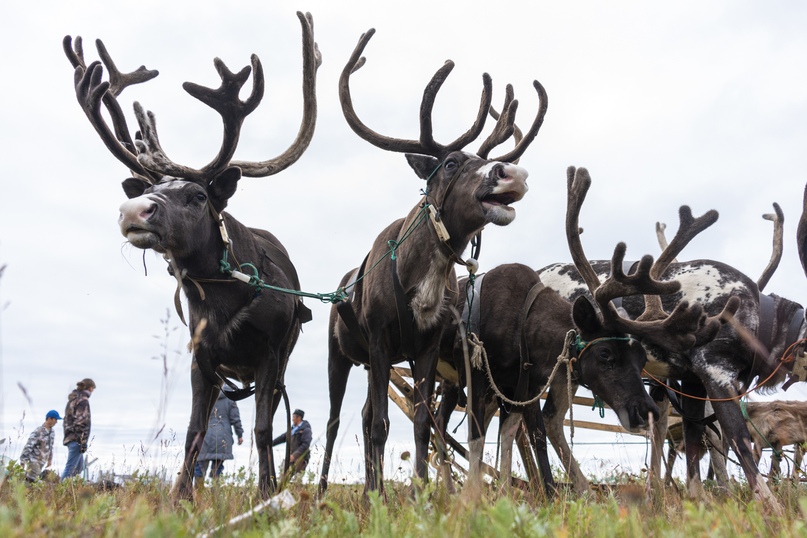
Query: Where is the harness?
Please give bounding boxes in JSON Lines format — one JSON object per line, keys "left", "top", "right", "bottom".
{"left": 335, "top": 159, "right": 482, "bottom": 361}
{"left": 462, "top": 272, "right": 554, "bottom": 405}
{"left": 168, "top": 205, "right": 312, "bottom": 401}
{"left": 756, "top": 292, "right": 807, "bottom": 391}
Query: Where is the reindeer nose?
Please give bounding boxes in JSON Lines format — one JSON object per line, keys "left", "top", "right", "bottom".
{"left": 119, "top": 198, "right": 158, "bottom": 223}
{"left": 492, "top": 163, "right": 507, "bottom": 179}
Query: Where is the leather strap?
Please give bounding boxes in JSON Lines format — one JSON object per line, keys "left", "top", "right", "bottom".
{"left": 392, "top": 253, "right": 418, "bottom": 359}
{"left": 335, "top": 256, "right": 370, "bottom": 352}
{"left": 514, "top": 281, "right": 547, "bottom": 402}
{"left": 756, "top": 293, "right": 775, "bottom": 354}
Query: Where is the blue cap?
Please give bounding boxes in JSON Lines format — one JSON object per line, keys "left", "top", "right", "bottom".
{"left": 46, "top": 410, "right": 62, "bottom": 420}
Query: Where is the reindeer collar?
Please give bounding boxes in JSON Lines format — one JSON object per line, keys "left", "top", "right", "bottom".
{"left": 424, "top": 159, "right": 482, "bottom": 272}
{"left": 569, "top": 334, "right": 639, "bottom": 389}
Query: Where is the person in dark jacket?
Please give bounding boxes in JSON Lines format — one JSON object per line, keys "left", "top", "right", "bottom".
{"left": 272, "top": 408, "right": 312, "bottom": 476}
{"left": 62, "top": 378, "right": 95, "bottom": 479}
{"left": 194, "top": 391, "right": 244, "bottom": 484}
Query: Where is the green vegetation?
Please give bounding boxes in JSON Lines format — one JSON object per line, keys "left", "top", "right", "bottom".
{"left": 1, "top": 461, "right": 806, "bottom": 537}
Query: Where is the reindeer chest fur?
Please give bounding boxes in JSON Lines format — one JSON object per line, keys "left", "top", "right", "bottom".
{"left": 409, "top": 254, "right": 453, "bottom": 331}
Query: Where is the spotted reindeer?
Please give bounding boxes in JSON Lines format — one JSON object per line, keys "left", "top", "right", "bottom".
{"left": 539, "top": 199, "right": 801, "bottom": 511}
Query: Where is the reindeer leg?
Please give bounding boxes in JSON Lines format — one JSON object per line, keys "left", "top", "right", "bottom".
{"left": 543, "top": 376, "right": 588, "bottom": 494}
{"left": 498, "top": 409, "right": 520, "bottom": 492}
{"left": 466, "top": 367, "right": 488, "bottom": 493}
{"left": 769, "top": 443, "right": 783, "bottom": 481}
{"left": 411, "top": 350, "right": 439, "bottom": 488}
{"left": 361, "top": 385, "right": 374, "bottom": 495}
{"left": 522, "top": 400, "right": 557, "bottom": 497}
{"left": 704, "top": 424, "right": 729, "bottom": 490}
{"left": 175, "top": 360, "right": 218, "bottom": 501}
{"left": 433, "top": 379, "right": 460, "bottom": 493}
{"left": 680, "top": 380, "right": 707, "bottom": 500}
{"left": 367, "top": 353, "right": 391, "bottom": 496}
{"left": 319, "top": 347, "right": 355, "bottom": 497}
{"left": 254, "top": 350, "right": 280, "bottom": 498}
{"left": 650, "top": 390, "right": 670, "bottom": 487}
{"left": 705, "top": 382, "right": 783, "bottom": 514}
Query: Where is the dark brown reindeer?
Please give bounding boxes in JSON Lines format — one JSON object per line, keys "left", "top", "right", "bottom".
{"left": 63, "top": 11, "right": 320, "bottom": 499}
{"left": 440, "top": 166, "right": 734, "bottom": 494}
{"left": 318, "top": 28, "right": 547, "bottom": 496}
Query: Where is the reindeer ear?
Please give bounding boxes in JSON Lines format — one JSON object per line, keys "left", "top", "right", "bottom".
{"left": 208, "top": 166, "right": 242, "bottom": 211}
{"left": 405, "top": 154, "right": 439, "bottom": 180}
{"left": 122, "top": 177, "right": 151, "bottom": 199}
{"left": 572, "top": 296, "right": 603, "bottom": 334}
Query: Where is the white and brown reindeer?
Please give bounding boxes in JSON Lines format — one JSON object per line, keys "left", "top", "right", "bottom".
{"left": 318, "top": 28, "right": 547, "bottom": 497}
{"left": 657, "top": 205, "right": 785, "bottom": 491}
{"left": 539, "top": 197, "right": 802, "bottom": 511}
{"left": 435, "top": 166, "right": 735, "bottom": 495}
{"left": 63, "top": 12, "right": 320, "bottom": 499}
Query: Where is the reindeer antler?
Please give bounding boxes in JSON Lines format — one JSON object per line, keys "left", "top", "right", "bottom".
{"left": 231, "top": 11, "right": 321, "bottom": 177}
{"left": 65, "top": 11, "right": 319, "bottom": 185}
{"left": 565, "top": 166, "right": 738, "bottom": 352}
{"left": 134, "top": 54, "right": 265, "bottom": 182}
{"left": 63, "top": 36, "right": 160, "bottom": 182}
{"left": 757, "top": 202, "right": 784, "bottom": 292}
{"left": 339, "top": 29, "right": 546, "bottom": 161}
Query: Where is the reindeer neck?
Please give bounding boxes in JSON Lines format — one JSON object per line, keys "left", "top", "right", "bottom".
{"left": 170, "top": 211, "right": 243, "bottom": 280}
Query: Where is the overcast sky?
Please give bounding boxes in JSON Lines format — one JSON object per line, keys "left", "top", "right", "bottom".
{"left": 2, "top": 1, "right": 806, "bottom": 483}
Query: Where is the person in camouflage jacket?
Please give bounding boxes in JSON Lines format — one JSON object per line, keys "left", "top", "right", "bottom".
{"left": 61, "top": 378, "right": 96, "bottom": 479}
{"left": 19, "top": 410, "right": 61, "bottom": 481}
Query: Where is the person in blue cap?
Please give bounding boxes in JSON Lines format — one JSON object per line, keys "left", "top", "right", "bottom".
{"left": 19, "top": 410, "right": 62, "bottom": 481}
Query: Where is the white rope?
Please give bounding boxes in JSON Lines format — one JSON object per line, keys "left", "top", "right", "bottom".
{"left": 466, "top": 329, "right": 577, "bottom": 408}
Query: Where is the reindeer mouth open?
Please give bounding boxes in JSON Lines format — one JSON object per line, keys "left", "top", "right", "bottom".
{"left": 479, "top": 186, "right": 526, "bottom": 225}
{"left": 124, "top": 225, "right": 162, "bottom": 250}
{"left": 481, "top": 191, "right": 520, "bottom": 208}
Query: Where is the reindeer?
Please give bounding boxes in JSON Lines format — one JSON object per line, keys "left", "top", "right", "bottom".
{"left": 318, "top": 28, "right": 547, "bottom": 496}
{"left": 438, "top": 166, "right": 735, "bottom": 495}
{"left": 657, "top": 205, "right": 784, "bottom": 491}
{"left": 63, "top": 12, "right": 320, "bottom": 499}
{"left": 746, "top": 400, "right": 807, "bottom": 479}
{"left": 539, "top": 201, "right": 798, "bottom": 510}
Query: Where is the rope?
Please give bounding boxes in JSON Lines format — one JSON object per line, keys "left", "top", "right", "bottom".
{"left": 642, "top": 338, "right": 806, "bottom": 404}
{"left": 216, "top": 204, "right": 431, "bottom": 304}
{"left": 467, "top": 329, "right": 577, "bottom": 408}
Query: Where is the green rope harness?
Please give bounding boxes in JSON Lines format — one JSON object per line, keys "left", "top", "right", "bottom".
{"left": 217, "top": 203, "right": 432, "bottom": 304}
{"left": 592, "top": 395, "right": 606, "bottom": 419}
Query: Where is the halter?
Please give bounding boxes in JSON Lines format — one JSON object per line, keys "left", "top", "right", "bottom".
{"left": 568, "top": 335, "right": 641, "bottom": 390}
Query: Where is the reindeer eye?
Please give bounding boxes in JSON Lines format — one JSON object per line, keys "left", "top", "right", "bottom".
{"left": 598, "top": 348, "right": 612, "bottom": 361}
{"left": 444, "top": 159, "right": 458, "bottom": 172}
{"left": 194, "top": 192, "right": 207, "bottom": 203}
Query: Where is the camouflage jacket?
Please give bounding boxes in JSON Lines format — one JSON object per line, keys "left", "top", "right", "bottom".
{"left": 20, "top": 425, "right": 55, "bottom": 466}
{"left": 63, "top": 389, "right": 92, "bottom": 446}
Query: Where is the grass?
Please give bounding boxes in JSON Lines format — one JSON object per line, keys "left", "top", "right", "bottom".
{"left": 1, "top": 460, "right": 806, "bottom": 537}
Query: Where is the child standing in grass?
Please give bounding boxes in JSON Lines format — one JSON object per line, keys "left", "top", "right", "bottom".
{"left": 19, "top": 410, "right": 61, "bottom": 481}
